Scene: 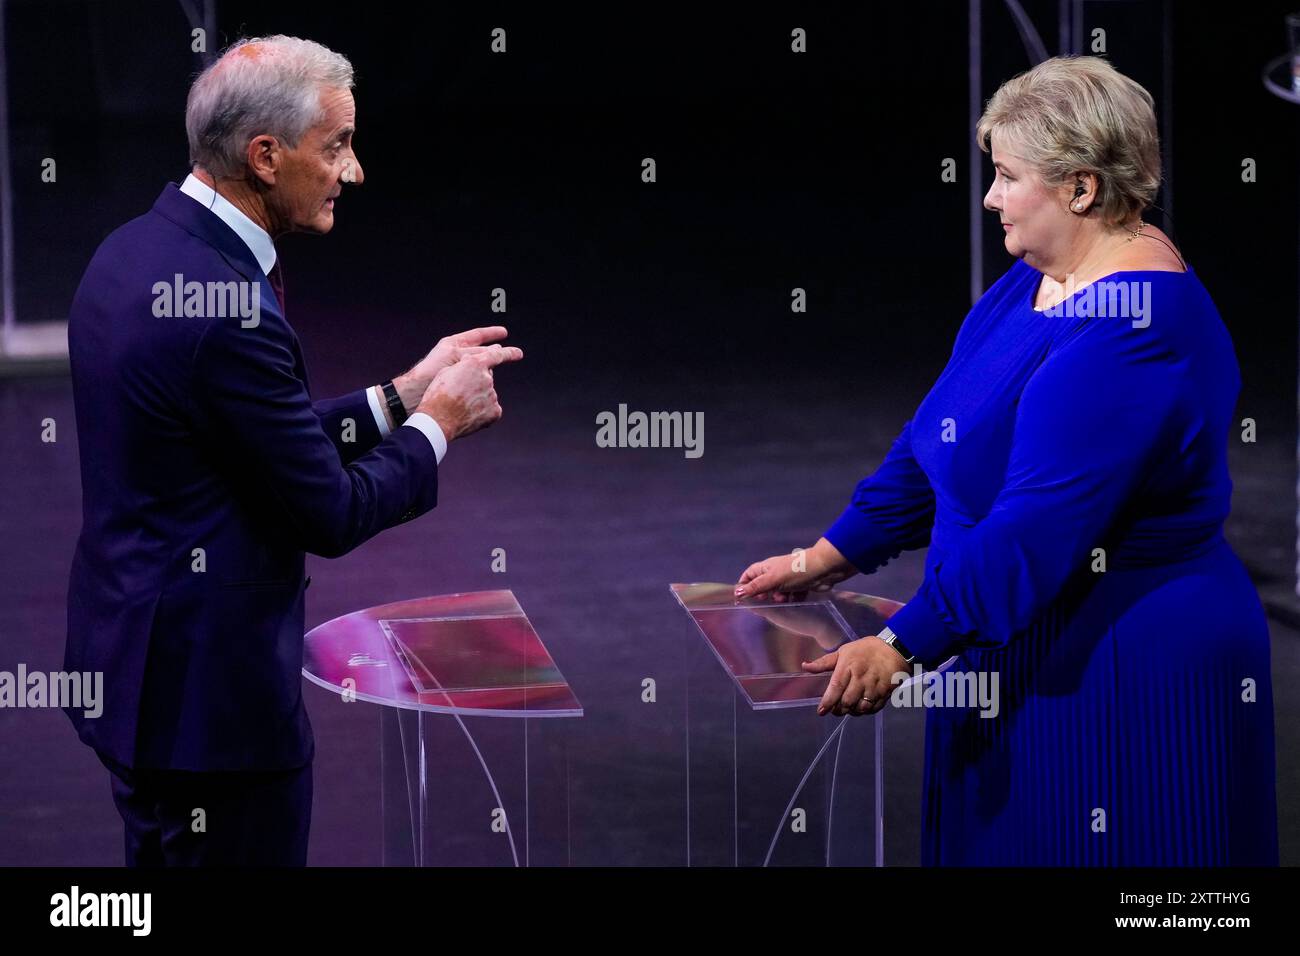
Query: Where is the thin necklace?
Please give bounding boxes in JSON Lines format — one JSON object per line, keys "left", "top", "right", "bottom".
{"left": 1127, "top": 218, "right": 1188, "bottom": 269}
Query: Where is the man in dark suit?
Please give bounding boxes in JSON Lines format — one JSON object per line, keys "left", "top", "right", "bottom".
{"left": 62, "top": 34, "right": 521, "bottom": 865}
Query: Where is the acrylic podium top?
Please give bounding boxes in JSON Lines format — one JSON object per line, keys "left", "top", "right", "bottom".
{"left": 302, "top": 589, "right": 582, "bottom": 717}
{"left": 671, "top": 583, "right": 904, "bottom": 709}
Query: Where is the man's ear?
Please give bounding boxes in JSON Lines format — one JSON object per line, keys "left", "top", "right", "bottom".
{"left": 246, "top": 135, "right": 280, "bottom": 186}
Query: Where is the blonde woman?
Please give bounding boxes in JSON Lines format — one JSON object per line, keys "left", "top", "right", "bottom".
{"left": 737, "top": 55, "right": 1278, "bottom": 866}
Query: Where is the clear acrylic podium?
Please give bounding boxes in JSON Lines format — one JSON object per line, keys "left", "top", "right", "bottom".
{"left": 672, "top": 583, "right": 910, "bottom": 866}
{"left": 303, "top": 590, "right": 581, "bottom": 866}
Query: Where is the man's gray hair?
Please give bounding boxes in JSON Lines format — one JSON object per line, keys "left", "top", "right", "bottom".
{"left": 186, "top": 35, "right": 354, "bottom": 179}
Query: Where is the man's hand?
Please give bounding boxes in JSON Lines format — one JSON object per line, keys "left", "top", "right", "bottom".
{"left": 415, "top": 346, "right": 522, "bottom": 441}
{"left": 392, "top": 326, "right": 521, "bottom": 415}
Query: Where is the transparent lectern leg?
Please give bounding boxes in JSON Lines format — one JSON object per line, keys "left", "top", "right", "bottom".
{"left": 686, "top": 641, "right": 839, "bottom": 865}
{"left": 379, "top": 714, "right": 557, "bottom": 862}
{"left": 817, "top": 710, "right": 882, "bottom": 866}
{"left": 878, "top": 717, "right": 889, "bottom": 868}
{"left": 741, "top": 702, "right": 840, "bottom": 867}
{"left": 380, "top": 704, "right": 420, "bottom": 866}
{"left": 879, "top": 674, "right": 928, "bottom": 866}
{"left": 731, "top": 694, "right": 883, "bottom": 867}
{"left": 521, "top": 715, "right": 573, "bottom": 866}
{"left": 683, "top": 619, "right": 887, "bottom": 865}
{"left": 381, "top": 705, "right": 478, "bottom": 866}
{"left": 420, "top": 711, "right": 524, "bottom": 866}
{"left": 417, "top": 710, "right": 429, "bottom": 866}
{"left": 875, "top": 716, "right": 885, "bottom": 866}
{"left": 684, "top": 630, "right": 738, "bottom": 865}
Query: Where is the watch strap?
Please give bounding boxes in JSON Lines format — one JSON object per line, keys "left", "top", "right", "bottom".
{"left": 878, "top": 625, "right": 918, "bottom": 666}
{"left": 381, "top": 380, "right": 408, "bottom": 427}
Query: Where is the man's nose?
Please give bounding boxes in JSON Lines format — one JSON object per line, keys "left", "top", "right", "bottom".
{"left": 343, "top": 154, "right": 364, "bottom": 185}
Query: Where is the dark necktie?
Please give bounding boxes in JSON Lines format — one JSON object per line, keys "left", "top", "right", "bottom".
{"left": 267, "top": 258, "right": 286, "bottom": 315}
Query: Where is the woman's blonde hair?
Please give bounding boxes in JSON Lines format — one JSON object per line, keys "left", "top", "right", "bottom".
{"left": 976, "top": 55, "right": 1161, "bottom": 226}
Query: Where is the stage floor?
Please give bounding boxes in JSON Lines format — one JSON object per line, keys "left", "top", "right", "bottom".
{"left": 2, "top": 314, "right": 1295, "bottom": 865}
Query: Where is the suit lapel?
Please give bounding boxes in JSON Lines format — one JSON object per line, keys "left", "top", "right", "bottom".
{"left": 151, "top": 182, "right": 312, "bottom": 393}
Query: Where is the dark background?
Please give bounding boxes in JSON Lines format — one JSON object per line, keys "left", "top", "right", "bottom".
{"left": 10, "top": 0, "right": 1295, "bottom": 397}
{"left": 1, "top": 0, "right": 1297, "bottom": 866}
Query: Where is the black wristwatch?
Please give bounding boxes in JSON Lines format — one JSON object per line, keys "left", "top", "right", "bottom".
{"left": 877, "top": 626, "right": 918, "bottom": 666}
{"left": 381, "top": 380, "right": 408, "bottom": 427}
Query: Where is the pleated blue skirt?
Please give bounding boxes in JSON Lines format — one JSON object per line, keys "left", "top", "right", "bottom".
{"left": 920, "top": 538, "right": 1279, "bottom": 866}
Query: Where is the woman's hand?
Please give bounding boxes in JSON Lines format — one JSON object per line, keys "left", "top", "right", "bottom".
{"left": 803, "top": 636, "right": 908, "bottom": 716}
{"left": 735, "top": 537, "right": 855, "bottom": 602}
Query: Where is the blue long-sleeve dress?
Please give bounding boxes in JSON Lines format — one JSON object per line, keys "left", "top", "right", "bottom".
{"left": 824, "top": 258, "right": 1279, "bottom": 866}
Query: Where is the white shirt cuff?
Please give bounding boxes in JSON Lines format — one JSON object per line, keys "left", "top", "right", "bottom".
{"left": 367, "top": 385, "right": 393, "bottom": 438}
{"left": 403, "top": 412, "right": 448, "bottom": 464}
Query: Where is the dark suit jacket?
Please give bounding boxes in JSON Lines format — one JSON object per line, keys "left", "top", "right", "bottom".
{"left": 64, "top": 182, "right": 439, "bottom": 771}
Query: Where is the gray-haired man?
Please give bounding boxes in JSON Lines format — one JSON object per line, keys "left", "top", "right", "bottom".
{"left": 64, "top": 35, "right": 519, "bottom": 865}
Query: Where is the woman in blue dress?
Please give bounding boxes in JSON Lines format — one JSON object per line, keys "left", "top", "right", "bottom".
{"left": 735, "top": 55, "right": 1278, "bottom": 866}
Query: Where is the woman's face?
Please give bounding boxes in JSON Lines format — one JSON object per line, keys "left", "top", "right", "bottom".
{"left": 983, "top": 133, "right": 1072, "bottom": 269}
